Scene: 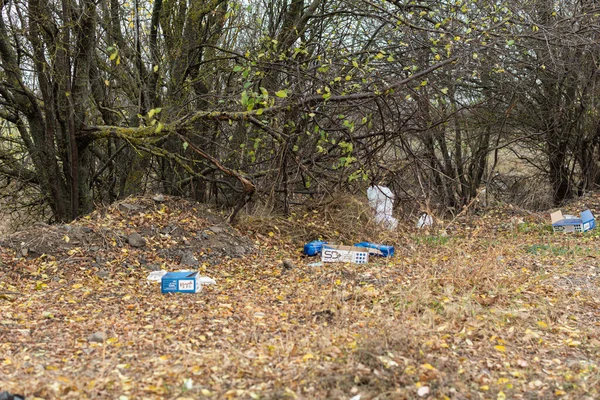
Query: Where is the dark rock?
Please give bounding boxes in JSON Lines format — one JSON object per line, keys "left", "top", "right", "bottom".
{"left": 87, "top": 331, "right": 106, "bottom": 343}
{"left": 90, "top": 246, "right": 100, "bottom": 252}
{"left": 66, "top": 225, "right": 92, "bottom": 236}
{"left": 209, "top": 225, "right": 225, "bottom": 234}
{"left": 201, "top": 231, "right": 210, "bottom": 240}
{"left": 127, "top": 233, "right": 146, "bottom": 248}
{"left": 179, "top": 250, "right": 198, "bottom": 267}
{"left": 161, "top": 225, "right": 177, "bottom": 235}
{"left": 144, "top": 264, "right": 162, "bottom": 271}
{"left": 282, "top": 259, "right": 295, "bottom": 270}
{"left": 0, "top": 391, "right": 25, "bottom": 400}
{"left": 120, "top": 203, "right": 141, "bottom": 212}
{"left": 96, "top": 270, "right": 109, "bottom": 278}
{"left": 234, "top": 246, "right": 247, "bottom": 256}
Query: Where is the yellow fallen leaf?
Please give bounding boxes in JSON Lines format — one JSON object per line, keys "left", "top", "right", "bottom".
{"left": 302, "top": 353, "right": 314, "bottom": 362}
{"left": 494, "top": 345, "right": 506, "bottom": 352}
{"left": 421, "top": 363, "right": 436, "bottom": 370}
{"left": 537, "top": 321, "right": 548, "bottom": 329}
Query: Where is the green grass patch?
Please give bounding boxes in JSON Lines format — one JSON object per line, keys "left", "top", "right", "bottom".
{"left": 414, "top": 235, "right": 450, "bottom": 246}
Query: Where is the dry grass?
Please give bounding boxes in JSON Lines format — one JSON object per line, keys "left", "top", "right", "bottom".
{"left": 239, "top": 192, "right": 404, "bottom": 245}
{"left": 1, "top": 194, "right": 600, "bottom": 399}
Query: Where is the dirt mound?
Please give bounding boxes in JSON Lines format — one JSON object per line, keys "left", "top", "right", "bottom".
{"left": 0, "top": 196, "right": 255, "bottom": 274}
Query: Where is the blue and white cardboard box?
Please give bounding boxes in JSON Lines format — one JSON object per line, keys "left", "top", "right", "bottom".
{"left": 161, "top": 271, "right": 202, "bottom": 293}
{"left": 322, "top": 244, "right": 369, "bottom": 264}
{"left": 550, "top": 209, "right": 596, "bottom": 233}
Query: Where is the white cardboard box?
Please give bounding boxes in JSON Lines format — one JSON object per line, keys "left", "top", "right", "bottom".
{"left": 321, "top": 245, "right": 369, "bottom": 264}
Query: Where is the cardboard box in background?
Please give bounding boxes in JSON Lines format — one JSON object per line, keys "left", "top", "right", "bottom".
{"left": 550, "top": 209, "right": 596, "bottom": 233}
{"left": 322, "top": 245, "right": 369, "bottom": 264}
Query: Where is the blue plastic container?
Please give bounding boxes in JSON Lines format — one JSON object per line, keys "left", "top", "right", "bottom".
{"left": 303, "top": 240, "right": 327, "bottom": 256}
{"left": 354, "top": 242, "right": 395, "bottom": 257}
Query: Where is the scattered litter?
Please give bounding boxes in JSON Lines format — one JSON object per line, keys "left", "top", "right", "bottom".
{"left": 367, "top": 186, "right": 398, "bottom": 230}
{"left": 416, "top": 212, "right": 433, "bottom": 228}
{"left": 161, "top": 271, "right": 216, "bottom": 293}
{"left": 147, "top": 270, "right": 168, "bottom": 282}
{"left": 322, "top": 244, "right": 369, "bottom": 264}
{"left": 183, "top": 378, "right": 193, "bottom": 390}
{"left": 307, "top": 261, "right": 324, "bottom": 267}
{"left": 349, "top": 394, "right": 362, "bottom": 400}
{"left": 304, "top": 240, "right": 327, "bottom": 256}
{"left": 197, "top": 276, "right": 216, "bottom": 285}
{"left": 152, "top": 193, "right": 166, "bottom": 202}
{"left": 417, "top": 385, "right": 430, "bottom": 397}
{"left": 354, "top": 242, "right": 394, "bottom": 257}
{"left": 550, "top": 209, "right": 596, "bottom": 233}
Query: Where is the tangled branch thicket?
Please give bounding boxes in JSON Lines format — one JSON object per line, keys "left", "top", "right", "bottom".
{"left": 1, "top": 0, "right": 599, "bottom": 224}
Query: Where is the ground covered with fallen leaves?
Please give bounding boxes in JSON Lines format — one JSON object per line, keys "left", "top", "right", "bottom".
{"left": 1, "top": 194, "right": 600, "bottom": 399}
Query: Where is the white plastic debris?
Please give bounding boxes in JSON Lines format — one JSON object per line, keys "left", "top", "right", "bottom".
{"left": 367, "top": 186, "right": 398, "bottom": 230}
{"left": 198, "top": 276, "right": 216, "bottom": 285}
{"left": 307, "top": 261, "right": 324, "bottom": 267}
{"left": 349, "top": 395, "right": 362, "bottom": 400}
{"left": 147, "top": 270, "right": 168, "bottom": 282}
{"left": 416, "top": 212, "right": 433, "bottom": 228}
{"left": 417, "top": 385, "right": 430, "bottom": 397}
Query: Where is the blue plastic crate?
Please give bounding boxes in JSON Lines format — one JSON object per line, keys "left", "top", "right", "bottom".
{"left": 303, "top": 240, "right": 327, "bottom": 256}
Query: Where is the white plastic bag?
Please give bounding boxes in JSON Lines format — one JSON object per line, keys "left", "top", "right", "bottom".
{"left": 416, "top": 212, "right": 433, "bottom": 228}
{"left": 367, "top": 186, "right": 398, "bottom": 230}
